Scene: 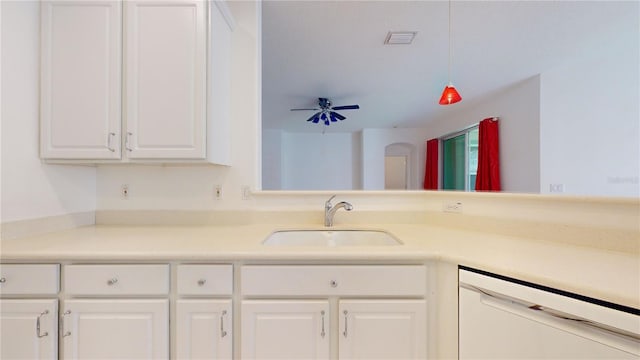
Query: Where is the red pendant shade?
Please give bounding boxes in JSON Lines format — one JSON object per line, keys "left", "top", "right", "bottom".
{"left": 439, "top": 84, "right": 462, "bottom": 105}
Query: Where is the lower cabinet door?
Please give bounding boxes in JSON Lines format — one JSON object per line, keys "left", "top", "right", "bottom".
{"left": 176, "top": 299, "right": 232, "bottom": 360}
{"left": 0, "top": 299, "right": 58, "bottom": 360}
{"left": 61, "top": 299, "right": 169, "bottom": 360}
{"left": 338, "top": 300, "right": 427, "bottom": 360}
{"left": 241, "top": 300, "right": 330, "bottom": 359}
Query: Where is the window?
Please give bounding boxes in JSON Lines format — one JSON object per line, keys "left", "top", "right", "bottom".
{"left": 442, "top": 126, "right": 478, "bottom": 191}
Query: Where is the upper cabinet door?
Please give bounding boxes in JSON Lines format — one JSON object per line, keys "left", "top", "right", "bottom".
{"left": 40, "top": 1, "right": 122, "bottom": 159}
{"left": 124, "top": 0, "right": 207, "bottom": 159}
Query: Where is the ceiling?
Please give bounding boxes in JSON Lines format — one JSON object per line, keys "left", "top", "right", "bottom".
{"left": 261, "top": 1, "right": 637, "bottom": 133}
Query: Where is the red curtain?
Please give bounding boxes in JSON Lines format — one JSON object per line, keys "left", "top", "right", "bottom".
{"left": 423, "top": 139, "right": 439, "bottom": 190}
{"left": 475, "top": 118, "right": 501, "bottom": 191}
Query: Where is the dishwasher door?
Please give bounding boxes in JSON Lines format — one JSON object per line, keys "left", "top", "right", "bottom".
{"left": 459, "top": 268, "right": 640, "bottom": 360}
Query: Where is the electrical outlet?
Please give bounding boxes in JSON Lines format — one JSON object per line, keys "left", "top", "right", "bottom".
{"left": 549, "top": 183, "right": 564, "bottom": 193}
{"left": 121, "top": 184, "right": 129, "bottom": 199}
{"left": 241, "top": 185, "right": 251, "bottom": 200}
{"left": 214, "top": 185, "right": 223, "bottom": 200}
{"left": 443, "top": 201, "right": 463, "bottom": 213}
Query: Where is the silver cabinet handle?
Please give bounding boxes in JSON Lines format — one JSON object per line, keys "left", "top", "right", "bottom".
{"left": 125, "top": 132, "right": 133, "bottom": 151}
{"left": 61, "top": 310, "right": 71, "bottom": 337}
{"left": 343, "top": 310, "right": 348, "bottom": 338}
{"left": 107, "top": 278, "right": 118, "bottom": 286}
{"left": 36, "top": 310, "right": 49, "bottom": 338}
{"left": 220, "top": 310, "right": 228, "bottom": 338}
{"left": 197, "top": 279, "right": 207, "bottom": 286}
{"left": 320, "top": 310, "right": 326, "bottom": 338}
{"left": 107, "top": 132, "right": 116, "bottom": 152}
{"left": 0, "top": 277, "right": 6, "bottom": 283}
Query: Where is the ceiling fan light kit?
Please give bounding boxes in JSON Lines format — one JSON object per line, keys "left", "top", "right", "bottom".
{"left": 291, "top": 97, "right": 360, "bottom": 127}
{"left": 440, "top": 0, "right": 462, "bottom": 105}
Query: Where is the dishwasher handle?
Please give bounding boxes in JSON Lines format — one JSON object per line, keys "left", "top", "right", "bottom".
{"left": 461, "top": 283, "right": 640, "bottom": 356}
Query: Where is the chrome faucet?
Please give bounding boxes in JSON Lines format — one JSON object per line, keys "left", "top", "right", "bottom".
{"left": 324, "top": 195, "right": 353, "bottom": 227}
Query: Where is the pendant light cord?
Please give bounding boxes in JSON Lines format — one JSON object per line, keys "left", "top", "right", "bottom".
{"left": 448, "top": 0, "right": 452, "bottom": 84}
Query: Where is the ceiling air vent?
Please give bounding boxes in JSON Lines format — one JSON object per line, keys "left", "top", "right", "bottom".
{"left": 384, "top": 31, "right": 417, "bottom": 45}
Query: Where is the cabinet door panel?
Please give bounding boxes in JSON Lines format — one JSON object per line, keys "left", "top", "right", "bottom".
{"left": 339, "top": 300, "right": 427, "bottom": 360}
{"left": 61, "top": 299, "right": 168, "bottom": 360}
{"left": 40, "top": 0, "right": 121, "bottom": 159}
{"left": 176, "top": 299, "right": 232, "bottom": 360}
{"left": 241, "top": 300, "right": 330, "bottom": 360}
{"left": 0, "top": 299, "right": 58, "bottom": 360}
{"left": 125, "top": 0, "right": 206, "bottom": 159}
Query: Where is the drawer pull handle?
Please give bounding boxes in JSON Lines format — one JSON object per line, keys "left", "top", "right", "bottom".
{"left": 62, "top": 310, "right": 71, "bottom": 337}
{"left": 330, "top": 280, "right": 338, "bottom": 288}
{"left": 343, "top": 310, "right": 348, "bottom": 338}
{"left": 0, "top": 277, "right": 6, "bottom": 283}
{"left": 220, "top": 310, "right": 228, "bottom": 338}
{"left": 320, "top": 310, "right": 326, "bottom": 338}
{"left": 36, "top": 310, "right": 49, "bottom": 338}
{"left": 107, "top": 278, "right": 118, "bottom": 286}
{"left": 197, "top": 279, "right": 207, "bottom": 286}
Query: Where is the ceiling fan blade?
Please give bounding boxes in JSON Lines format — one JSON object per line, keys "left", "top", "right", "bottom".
{"left": 291, "top": 108, "right": 320, "bottom": 111}
{"left": 330, "top": 111, "right": 346, "bottom": 121}
{"left": 306, "top": 112, "right": 320, "bottom": 122}
{"left": 331, "top": 104, "right": 360, "bottom": 110}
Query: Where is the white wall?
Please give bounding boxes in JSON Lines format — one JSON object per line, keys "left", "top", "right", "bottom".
{"left": 281, "top": 131, "right": 359, "bottom": 190}
{"left": 424, "top": 76, "right": 541, "bottom": 193}
{"left": 540, "top": 9, "right": 639, "bottom": 198}
{"left": 1, "top": 1, "right": 96, "bottom": 223}
{"left": 96, "top": 1, "right": 261, "bottom": 211}
{"left": 361, "top": 128, "right": 430, "bottom": 190}
{"left": 262, "top": 129, "right": 282, "bottom": 190}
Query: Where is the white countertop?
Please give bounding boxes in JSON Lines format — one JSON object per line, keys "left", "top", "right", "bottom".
{"left": 1, "top": 223, "right": 638, "bottom": 309}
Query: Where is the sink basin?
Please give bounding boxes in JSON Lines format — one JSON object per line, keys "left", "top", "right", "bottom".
{"left": 263, "top": 229, "right": 402, "bottom": 246}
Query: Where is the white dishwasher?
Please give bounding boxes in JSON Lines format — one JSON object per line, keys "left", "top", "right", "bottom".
{"left": 459, "top": 267, "right": 640, "bottom": 359}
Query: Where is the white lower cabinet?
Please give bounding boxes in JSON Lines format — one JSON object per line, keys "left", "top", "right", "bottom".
{"left": 60, "top": 264, "right": 170, "bottom": 360}
{"left": 241, "top": 300, "right": 330, "bottom": 359}
{"left": 240, "top": 265, "right": 428, "bottom": 360}
{"left": 175, "top": 264, "right": 234, "bottom": 360}
{"left": 339, "top": 300, "right": 427, "bottom": 360}
{"left": 0, "top": 299, "right": 58, "bottom": 360}
{"left": 176, "top": 300, "right": 233, "bottom": 360}
{"left": 60, "top": 299, "right": 169, "bottom": 360}
{"left": 0, "top": 264, "right": 60, "bottom": 359}
{"left": 0, "top": 263, "right": 429, "bottom": 359}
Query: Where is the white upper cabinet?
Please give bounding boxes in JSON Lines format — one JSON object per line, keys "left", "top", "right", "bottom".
{"left": 40, "top": 0, "right": 234, "bottom": 164}
{"left": 124, "top": 0, "right": 206, "bottom": 159}
{"left": 40, "top": 0, "right": 122, "bottom": 159}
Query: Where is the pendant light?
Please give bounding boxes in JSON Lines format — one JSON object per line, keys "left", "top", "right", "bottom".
{"left": 439, "top": 0, "right": 462, "bottom": 105}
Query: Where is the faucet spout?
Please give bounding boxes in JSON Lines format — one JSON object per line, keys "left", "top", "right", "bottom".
{"left": 324, "top": 195, "right": 353, "bottom": 227}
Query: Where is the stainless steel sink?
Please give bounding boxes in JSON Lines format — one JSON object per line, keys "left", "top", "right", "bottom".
{"left": 262, "top": 229, "right": 402, "bottom": 246}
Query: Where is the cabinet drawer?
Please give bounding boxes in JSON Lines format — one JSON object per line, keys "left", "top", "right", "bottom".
{"left": 241, "top": 265, "right": 426, "bottom": 296}
{"left": 64, "top": 264, "right": 169, "bottom": 296}
{"left": 177, "top": 264, "right": 233, "bottom": 296}
{"left": 0, "top": 264, "right": 60, "bottom": 295}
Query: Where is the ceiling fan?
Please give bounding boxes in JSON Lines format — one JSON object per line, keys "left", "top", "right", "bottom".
{"left": 290, "top": 97, "right": 360, "bottom": 126}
